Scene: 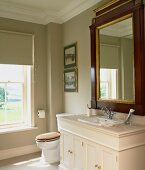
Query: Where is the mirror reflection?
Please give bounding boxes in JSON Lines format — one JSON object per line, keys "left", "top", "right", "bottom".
{"left": 99, "top": 17, "right": 135, "bottom": 102}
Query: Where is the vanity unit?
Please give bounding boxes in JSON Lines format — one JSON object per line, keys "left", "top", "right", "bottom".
{"left": 57, "top": 114, "right": 145, "bottom": 170}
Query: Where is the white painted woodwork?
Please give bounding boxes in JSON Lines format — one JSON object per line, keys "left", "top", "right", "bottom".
{"left": 73, "top": 136, "right": 85, "bottom": 170}
{"left": 86, "top": 141, "right": 98, "bottom": 170}
{"left": 57, "top": 114, "right": 145, "bottom": 170}
{"left": 0, "top": 144, "right": 40, "bottom": 160}
{"left": 100, "top": 146, "right": 118, "bottom": 170}
{"left": 62, "top": 132, "right": 73, "bottom": 169}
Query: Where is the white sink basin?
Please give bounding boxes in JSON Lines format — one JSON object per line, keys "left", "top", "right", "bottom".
{"left": 78, "top": 116, "right": 124, "bottom": 127}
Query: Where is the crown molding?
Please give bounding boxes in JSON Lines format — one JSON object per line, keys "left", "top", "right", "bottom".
{"left": 58, "top": 0, "right": 101, "bottom": 23}
{"left": 0, "top": 1, "right": 46, "bottom": 24}
{"left": 0, "top": 0, "right": 101, "bottom": 25}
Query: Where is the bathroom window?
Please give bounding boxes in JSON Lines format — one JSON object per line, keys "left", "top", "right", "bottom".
{"left": 0, "top": 64, "right": 32, "bottom": 129}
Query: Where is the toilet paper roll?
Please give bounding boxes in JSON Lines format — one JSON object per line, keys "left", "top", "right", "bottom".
{"left": 38, "top": 110, "right": 45, "bottom": 118}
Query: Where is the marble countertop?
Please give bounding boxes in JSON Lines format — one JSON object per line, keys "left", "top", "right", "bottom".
{"left": 57, "top": 114, "right": 145, "bottom": 137}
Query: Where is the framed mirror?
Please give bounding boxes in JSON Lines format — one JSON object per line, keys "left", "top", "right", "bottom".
{"left": 90, "top": 0, "right": 145, "bottom": 115}
{"left": 97, "top": 14, "right": 134, "bottom": 103}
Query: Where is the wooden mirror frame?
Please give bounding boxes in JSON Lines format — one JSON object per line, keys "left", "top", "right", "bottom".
{"left": 90, "top": 0, "right": 145, "bottom": 115}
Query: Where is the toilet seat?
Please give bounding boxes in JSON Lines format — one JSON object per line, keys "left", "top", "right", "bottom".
{"left": 36, "top": 132, "right": 60, "bottom": 142}
{"left": 36, "top": 137, "right": 60, "bottom": 142}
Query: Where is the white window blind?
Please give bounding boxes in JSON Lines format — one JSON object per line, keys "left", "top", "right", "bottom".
{"left": 0, "top": 30, "right": 34, "bottom": 65}
{"left": 100, "top": 44, "right": 120, "bottom": 69}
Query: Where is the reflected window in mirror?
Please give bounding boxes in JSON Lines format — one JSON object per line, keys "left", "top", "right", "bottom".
{"left": 98, "top": 15, "right": 135, "bottom": 103}
{"left": 100, "top": 68, "right": 118, "bottom": 99}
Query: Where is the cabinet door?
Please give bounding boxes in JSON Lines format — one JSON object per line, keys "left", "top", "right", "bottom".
{"left": 61, "top": 131, "right": 73, "bottom": 170}
{"left": 100, "top": 146, "right": 118, "bottom": 170}
{"left": 86, "top": 141, "right": 99, "bottom": 170}
{"left": 85, "top": 141, "right": 118, "bottom": 170}
{"left": 73, "top": 136, "right": 85, "bottom": 170}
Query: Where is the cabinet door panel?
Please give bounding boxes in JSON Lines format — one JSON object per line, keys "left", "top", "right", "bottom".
{"left": 101, "top": 149, "right": 117, "bottom": 170}
{"left": 86, "top": 143, "right": 98, "bottom": 170}
{"left": 63, "top": 133, "right": 73, "bottom": 169}
{"left": 73, "top": 137, "right": 85, "bottom": 170}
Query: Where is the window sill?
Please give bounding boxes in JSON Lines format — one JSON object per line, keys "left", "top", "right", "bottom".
{"left": 0, "top": 126, "right": 38, "bottom": 134}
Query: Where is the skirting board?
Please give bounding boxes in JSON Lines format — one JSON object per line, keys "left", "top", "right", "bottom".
{"left": 0, "top": 144, "right": 40, "bottom": 160}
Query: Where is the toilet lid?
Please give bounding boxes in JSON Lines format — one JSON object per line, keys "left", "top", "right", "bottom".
{"left": 36, "top": 132, "right": 60, "bottom": 141}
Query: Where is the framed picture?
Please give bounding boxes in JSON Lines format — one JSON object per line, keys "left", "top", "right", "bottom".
{"left": 64, "top": 68, "right": 78, "bottom": 92}
{"left": 64, "top": 43, "right": 77, "bottom": 68}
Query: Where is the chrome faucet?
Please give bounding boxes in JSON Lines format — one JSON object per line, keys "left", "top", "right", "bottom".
{"left": 124, "top": 109, "right": 135, "bottom": 125}
{"left": 101, "top": 106, "right": 115, "bottom": 119}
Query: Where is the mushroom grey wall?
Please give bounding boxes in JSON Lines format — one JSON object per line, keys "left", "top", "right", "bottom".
{"left": 62, "top": 1, "right": 108, "bottom": 114}
{"left": 46, "top": 23, "right": 64, "bottom": 131}
{"left": 0, "top": 17, "right": 47, "bottom": 150}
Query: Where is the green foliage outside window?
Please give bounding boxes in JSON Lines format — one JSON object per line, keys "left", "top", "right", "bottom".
{"left": 0, "top": 87, "right": 5, "bottom": 102}
{"left": 100, "top": 83, "right": 107, "bottom": 98}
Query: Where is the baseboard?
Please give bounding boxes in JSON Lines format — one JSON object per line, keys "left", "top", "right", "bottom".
{"left": 0, "top": 144, "right": 40, "bottom": 160}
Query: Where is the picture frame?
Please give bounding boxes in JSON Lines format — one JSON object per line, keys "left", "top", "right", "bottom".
{"left": 64, "top": 68, "right": 78, "bottom": 92}
{"left": 64, "top": 43, "right": 77, "bottom": 68}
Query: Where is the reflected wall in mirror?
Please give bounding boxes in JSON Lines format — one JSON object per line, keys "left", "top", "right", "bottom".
{"left": 98, "top": 16, "right": 135, "bottom": 102}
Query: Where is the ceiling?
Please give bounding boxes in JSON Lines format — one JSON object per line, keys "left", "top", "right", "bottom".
{"left": 0, "top": 0, "right": 101, "bottom": 25}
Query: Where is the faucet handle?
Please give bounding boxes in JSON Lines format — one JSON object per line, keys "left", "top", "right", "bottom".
{"left": 124, "top": 108, "right": 135, "bottom": 125}
{"left": 108, "top": 107, "right": 112, "bottom": 113}
{"left": 101, "top": 106, "right": 107, "bottom": 115}
{"left": 109, "top": 110, "right": 116, "bottom": 119}
{"left": 129, "top": 109, "right": 135, "bottom": 114}
{"left": 101, "top": 106, "right": 107, "bottom": 111}
{"left": 111, "top": 109, "right": 115, "bottom": 115}
{"left": 100, "top": 106, "right": 116, "bottom": 119}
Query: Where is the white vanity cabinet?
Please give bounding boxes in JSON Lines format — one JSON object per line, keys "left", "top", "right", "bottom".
{"left": 60, "top": 130, "right": 118, "bottom": 170}
{"left": 73, "top": 136, "right": 85, "bottom": 170}
{"left": 60, "top": 131, "right": 85, "bottom": 170}
{"left": 57, "top": 114, "right": 145, "bottom": 170}
{"left": 60, "top": 131, "right": 73, "bottom": 169}
{"left": 86, "top": 140, "right": 118, "bottom": 170}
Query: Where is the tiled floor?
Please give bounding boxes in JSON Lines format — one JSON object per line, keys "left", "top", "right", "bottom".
{"left": 0, "top": 152, "right": 59, "bottom": 170}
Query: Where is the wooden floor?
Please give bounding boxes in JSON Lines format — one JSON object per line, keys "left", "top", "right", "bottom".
{"left": 0, "top": 152, "right": 59, "bottom": 170}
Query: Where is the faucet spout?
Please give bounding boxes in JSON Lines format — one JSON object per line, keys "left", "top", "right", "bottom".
{"left": 124, "top": 109, "right": 135, "bottom": 125}
{"left": 101, "top": 106, "right": 115, "bottom": 119}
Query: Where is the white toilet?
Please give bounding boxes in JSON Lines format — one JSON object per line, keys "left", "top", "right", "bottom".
{"left": 36, "top": 132, "right": 60, "bottom": 164}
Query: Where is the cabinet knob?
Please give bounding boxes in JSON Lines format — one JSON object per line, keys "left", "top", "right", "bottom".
{"left": 95, "top": 164, "right": 98, "bottom": 168}
{"left": 68, "top": 150, "right": 73, "bottom": 154}
{"left": 98, "top": 165, "right": 101, "bottom": 169}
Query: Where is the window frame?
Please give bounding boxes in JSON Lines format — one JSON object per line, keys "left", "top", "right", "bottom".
{"left": 100, "top": 68, "right": 118, "bottom": 100}
{"left": 0, "top": 65, "right": 33, "bottom": 129}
